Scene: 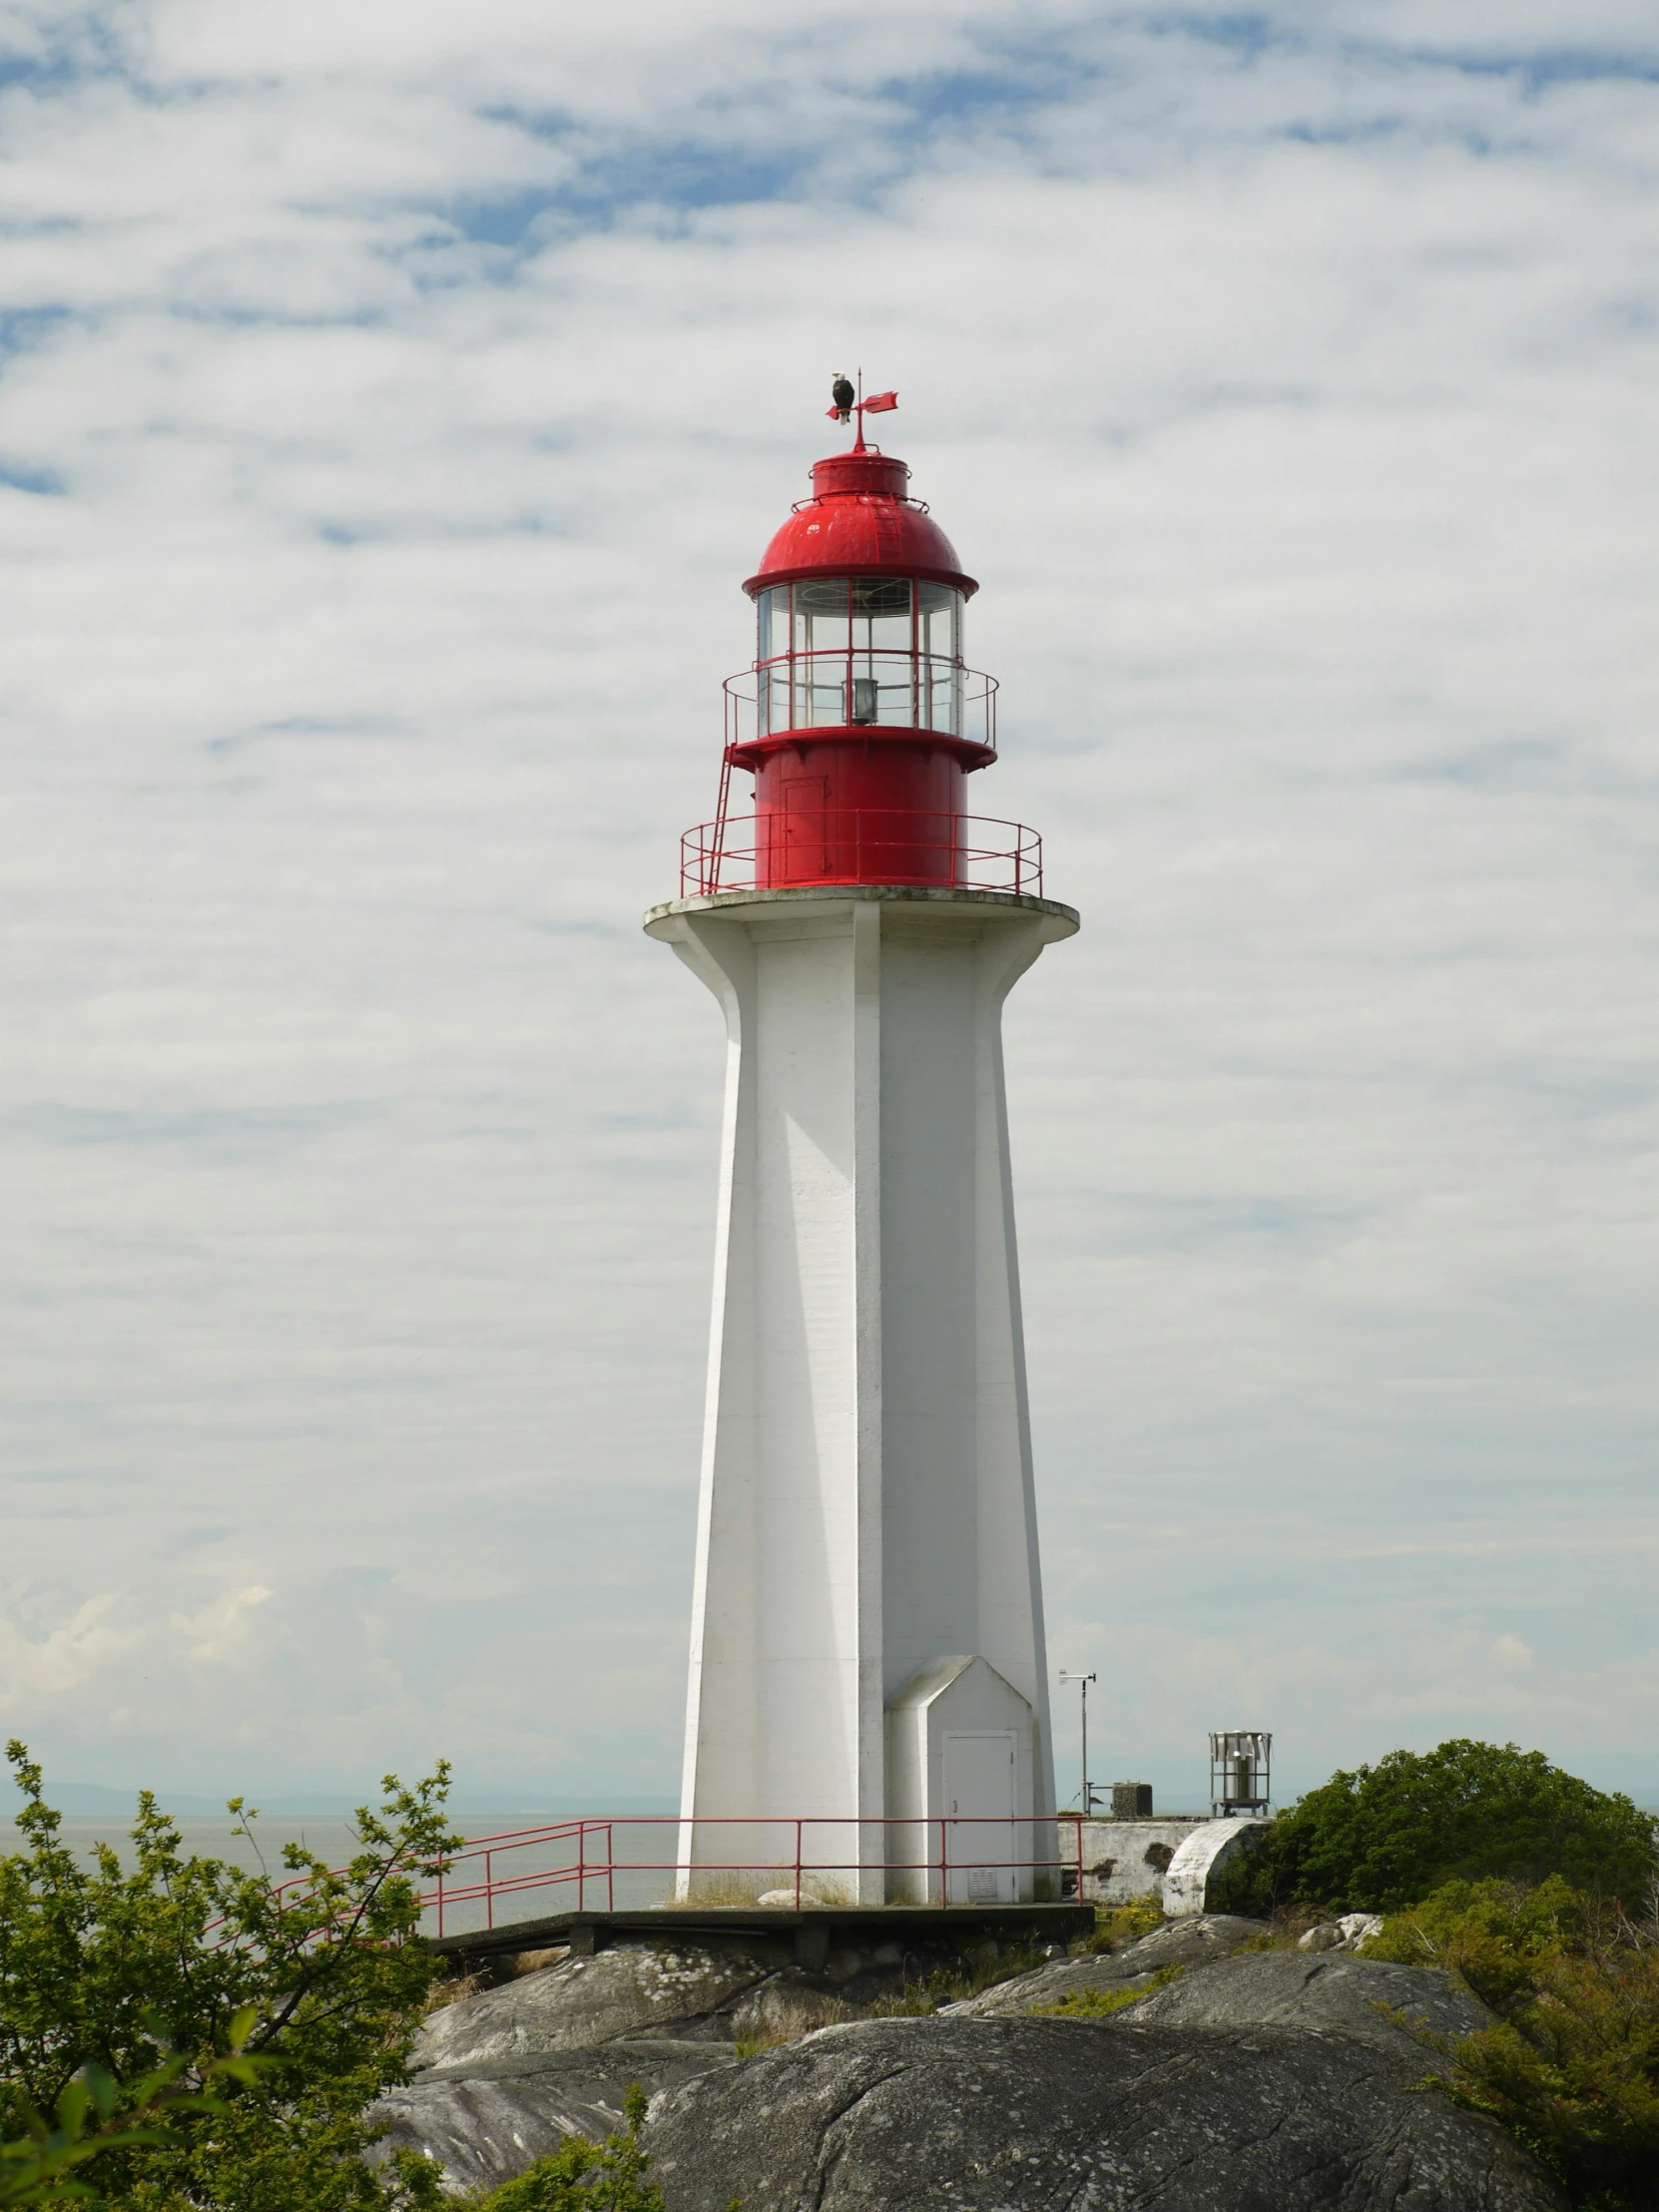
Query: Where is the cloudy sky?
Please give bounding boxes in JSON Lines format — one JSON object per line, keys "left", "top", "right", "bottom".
{"left": 2, "top": 0, "right": 1657, "bottom": 1816}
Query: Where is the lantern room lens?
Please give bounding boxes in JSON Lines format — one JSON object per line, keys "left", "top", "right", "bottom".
{"left": 850, "top": 576, "right": 911, "bottom": 653}
{"left": 754, "top": 577, "right": 968, "bottom": 740}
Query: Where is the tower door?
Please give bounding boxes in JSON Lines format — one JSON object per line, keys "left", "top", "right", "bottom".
{"left": 942, "top": 1730, "right": 1017, "bottom": 1903}
{"left": 782, "top": 775, "right": 830, "bottom": 880}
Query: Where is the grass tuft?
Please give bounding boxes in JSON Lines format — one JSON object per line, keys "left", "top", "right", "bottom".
{"left": 1031, "top": 1962, "right": 1185, "bottom": 2018}
{"left": 1076, "top": 1899, "right": 1166, "bottom": 1955}
{"left": 869, "top": 1943, "right": 1048, "bottom": 2017}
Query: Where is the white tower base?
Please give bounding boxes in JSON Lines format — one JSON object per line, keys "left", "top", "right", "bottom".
{"left": 645, "top": 885, "right": 1078, "bottom": 1904}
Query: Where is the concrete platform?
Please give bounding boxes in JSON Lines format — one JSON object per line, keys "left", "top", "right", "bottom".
{"left": 428, "top": 1901, "right": 1095, "bottom": 1972}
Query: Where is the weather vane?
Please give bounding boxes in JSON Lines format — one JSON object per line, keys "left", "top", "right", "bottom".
{"left": 828, "top": 368, "right": 897, "bottom": 450}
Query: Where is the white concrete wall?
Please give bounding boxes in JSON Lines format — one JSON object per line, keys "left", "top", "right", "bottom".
{"left": 1073, "top": 1818, "right": 1209, "bottom": 1905}
{"left": 645, "top": 886, "right": 1077, "bottom": 1901}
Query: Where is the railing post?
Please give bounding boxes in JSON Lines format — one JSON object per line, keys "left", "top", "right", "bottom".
{"left": 606, "top": 1824, "right": 614, "bottom": 1913}
{"left": 578, "top": 1820, "right": 585, "bottom": 1914}
{"left": 486, "top": 1848, "right": 494, "bottom": 1932}
{"left": 795, "top": 1820, "right": 803, "bottom": 1910}
{"left": 938, "top": 1817, "right": 948, "bottom": 1908}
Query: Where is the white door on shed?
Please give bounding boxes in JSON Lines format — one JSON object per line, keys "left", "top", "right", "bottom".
{"left": 942, "top": 1730, "right": 1017, "bottom": 1903}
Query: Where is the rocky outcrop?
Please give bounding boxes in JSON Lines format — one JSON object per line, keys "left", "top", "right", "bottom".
{"left": 1131, "top": 1946, "right": 1489, "bottom": 2056}
{"left": 384, "top": 1927, "right": 1567, "bottom": 2208}
{"left": 644, "top": 1984, "right": 1566, "bottom": 2211}
{"left": 385, "top": 1938, "right": 864, "bottom": 2193}
{"left": 409, "top": 1943, "right": 770, "bottom": 2071}
{"left": 1299, "top": 1912, "right": 1385, "bottom": 1953}
{"left": 372, "top": 2041, "right": 739, "bottom": 2199}
{"left": 943, "top": 1912, "right": 1268, "bottom": 2015}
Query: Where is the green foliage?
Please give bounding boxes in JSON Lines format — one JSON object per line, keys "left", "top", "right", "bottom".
{"left": 0, "top": 1741, "right": 462, "bottom": 2211}
{"left": 1367, "top": 1875, "right": 1597, "bottom": 1996}
{"left": 1031, "top": 1962, "right": 1185, "bottom": 2018}
{"left": 0, "top": 2015, "right": 269, "bottom": 2205}
{"left": 1374, "top": 1878, "right": 1659, "bottom": 2210}
{"left": 1246, "top": 1742, "right": 1656, "bottom": 1917}
{"left": 1201, "top": 1836, "right": 1278, "bottom": 1920}
{"left": 461, "top": 2087, "right": 663, "bottom": 2211}
{"left": 868, "top": 1944, "right": 1045, "bottom": 2017}
{"left": 1076, "top": 1900, "right": 1165, "bottom": 1955}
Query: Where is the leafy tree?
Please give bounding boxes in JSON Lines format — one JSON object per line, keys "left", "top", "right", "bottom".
{"left": 1245, "top": 1741, "right": 1655, "bottom": 1916}
{"left": 0, "top": 1742, "right": 461, "bottom": 2210}
{"left": 0, "top": 2012, "right": 269, "bottom": 2205}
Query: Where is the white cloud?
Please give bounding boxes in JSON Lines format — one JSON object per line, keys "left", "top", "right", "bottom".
{"left": 0, "top": 0, "right": 1656, "bottom": 1806}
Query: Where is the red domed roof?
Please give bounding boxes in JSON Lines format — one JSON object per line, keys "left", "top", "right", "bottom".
{"left": 744, "top": 447, "right": 977, "bottom": 599}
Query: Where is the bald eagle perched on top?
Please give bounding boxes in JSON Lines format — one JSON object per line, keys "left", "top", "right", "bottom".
{"left": 830, "top": 375, "right": 855, "bottom": 424}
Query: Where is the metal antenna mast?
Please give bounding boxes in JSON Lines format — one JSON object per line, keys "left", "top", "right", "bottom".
{"left": 1059, "top": 1670, "right": 1100, "bottom": 1816}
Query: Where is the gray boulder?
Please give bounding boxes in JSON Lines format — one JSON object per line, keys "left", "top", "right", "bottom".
{"left": 643, "top": 2004, "right": 1567, "bottom": 2211}
{"left": 411, "top": 1944, "right": 770, "bottom": 2070}
{"left": 373, "top": 2041, "right": 738, "bottom": 2199}
{"left": 1133, "top": 1947, "right": 1488, "bottom": 2059}
{"left": 945, "top": 1912, "right": 1268, "bottom": 2016}
{"left": 1300, "top": 1912, "right": 1385, "bottom": 1954}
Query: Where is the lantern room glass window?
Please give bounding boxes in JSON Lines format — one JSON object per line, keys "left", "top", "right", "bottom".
{"left": 755, "top": 577, "right": 965, "bottom": 737}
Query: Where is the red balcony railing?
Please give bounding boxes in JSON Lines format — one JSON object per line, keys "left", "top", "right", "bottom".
{"left": 417, "top": 1814, "right": 1079, "bottom": 1936}
{"left": 681, "top": 811, "right": 1042, "bottom": 898}
{"left": 213, "top": 1814, "right": 1084, "bottom": 1950}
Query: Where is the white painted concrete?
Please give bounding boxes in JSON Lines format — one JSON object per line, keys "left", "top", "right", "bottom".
{"left": 1073, "top": 1818, "right": 1210, "bottom": 1906}
{"left": 644, "top": 885, "right": 1078, "bottom": 1902}
{"left": 887, "top": 1653, "right": 1036, "bottom": 1902}
{"left": 1162, "top": 1817, "right": 1273, "bottom": 1917}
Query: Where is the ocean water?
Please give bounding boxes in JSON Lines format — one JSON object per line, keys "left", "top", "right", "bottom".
{"left": 3, "top": 1811, "right": 695, "bottom": 1935}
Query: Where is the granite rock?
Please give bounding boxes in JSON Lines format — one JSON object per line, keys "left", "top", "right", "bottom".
{"left": 410, "top": 1944, "right": 770, "bottom": 2070}
{"left": 1131, "top": 1947, "right": 1488, "bottom": 2061}
{"left": 943, "top": 1911, "right": 1269, "bottom": 2016}
{"left": 371, "top": 2040, "right": 738, "bottom": 2198}
{"left": 643, "top": 2000, "right": 1567, "bottom": 2212}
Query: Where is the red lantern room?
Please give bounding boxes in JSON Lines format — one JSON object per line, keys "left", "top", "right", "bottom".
{"left": 682, "top": 415, "right": 1040, "bottom": 896}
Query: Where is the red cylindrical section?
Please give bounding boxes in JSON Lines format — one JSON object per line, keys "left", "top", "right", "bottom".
{"left": 755, "top": 739, "right": 966, "bottom": 887}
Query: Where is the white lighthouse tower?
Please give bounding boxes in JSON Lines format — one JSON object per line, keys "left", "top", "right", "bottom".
{"left": 646, "top": 404, "right": 1077, "bottom": 1903}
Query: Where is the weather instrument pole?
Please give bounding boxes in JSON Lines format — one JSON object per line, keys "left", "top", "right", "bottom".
{"left": 1059, "top": 1670, "right": 1099, "bottom": 1816}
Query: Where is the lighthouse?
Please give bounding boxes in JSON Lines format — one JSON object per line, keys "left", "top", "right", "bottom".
{"left": 645, "top": 402, "right": 1078, "bottom": 1904}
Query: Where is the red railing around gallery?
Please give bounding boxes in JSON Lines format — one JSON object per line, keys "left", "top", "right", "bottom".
{"left": 416, "top": 1814, "right": 1084, "bottom": 1936}
{"left": 245, "top": 1815, "right": 1086, "bottom": 1941}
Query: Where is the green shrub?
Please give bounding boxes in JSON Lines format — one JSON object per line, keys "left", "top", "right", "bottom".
{"left": 1244, "top": 1742, "right": 1655, "bottom": 1917}
{"left": 1374, "top": 1878, "right": 1659, "bottom": 2210}
{"left": 1076, "top": 1900, "right": 1165, "bottom": 1955}
{"left": 0, "top": 1740, "right": 458, "bottom": 2211}
{"left": 1367, "top": 1875, "right": 1598, "bottom": 1995}
{"left": 461, "top": 2087, "right": 663, "bottom": 2211}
